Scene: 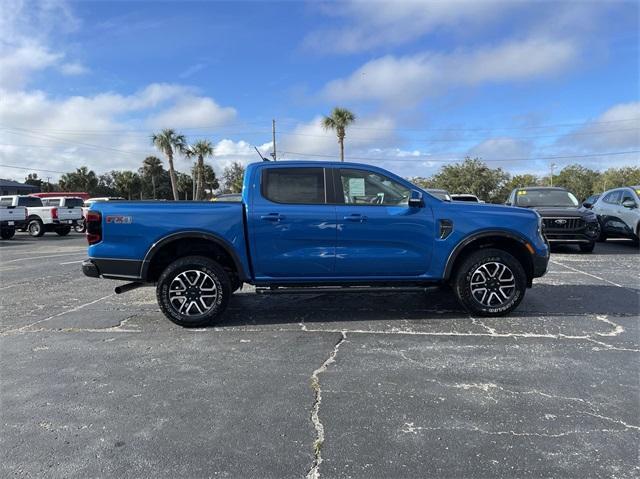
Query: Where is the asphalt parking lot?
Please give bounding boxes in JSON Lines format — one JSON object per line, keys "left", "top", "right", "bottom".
{"left": 1, "top": 233, "right": 639, "bottom": 478}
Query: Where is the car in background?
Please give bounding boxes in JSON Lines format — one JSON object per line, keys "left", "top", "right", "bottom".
{"left": 212, "top": 193, "right": 242, "bottom": 202}
{"left": 592, "top": 186, "right": 640, "bottom": 245}
{"left": 425, "top": 189, "right": 451, "bottom": 201}
{"left": 582, "top": 194, "right": 600, "bottom": 209}
{"left": 451, "top": 194, "right": 484, "bottom": 203}
{"left": 0, "top": 199, "right": 27, "bottom": 239}
{"left": 505, "top": 186, "right": 600, "bottom": 253}
{"left": 0, "top": 195, "right": 83, "bottom": 237}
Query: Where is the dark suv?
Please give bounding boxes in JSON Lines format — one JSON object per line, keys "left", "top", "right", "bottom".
{"left": 506, "top": 187, "right": 600, "bottom": 253}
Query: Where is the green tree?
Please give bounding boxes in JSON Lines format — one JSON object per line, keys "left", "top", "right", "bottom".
{"left": 176, "top": 171, "right": 193, "bottom": 200}
{"left": 201, "top": 163, "right": 220, "bottom": 198}
{"left": 222, "top": 162, "right": 245, "bottom": 193}
{"left": 151, "top": 129, "right": 187, "bottom": 200}
{"left": 59, "top": 166, "right": 98, "bottom": 193}
{"left": 25, "top": 173, "right": 44, "bottom": 191}
{"left": 140, "top": 156, "right": 164, "bottom": 199}
{"left": 186, "top": 140, "right": 214, "bottom": 200}
{"left": 112, "top": 170, "right": 141, "bottom": 200}
{"left": 93, "top": 173, "right": 119, "bottom": 197}
{"left": 600, "top": 166, "right": 640, "bottom": 191}
{"left": 554, "top": 164, "right": 600, "bottom": 201}
{"left": 322, "top": 107, "right": 356, "bottom": 162}
{"left": 430, "top": 157, "right": 509, "bottom": 203}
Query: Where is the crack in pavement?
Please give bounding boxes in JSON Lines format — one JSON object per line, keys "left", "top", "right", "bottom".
{"left": 306, "top": 331, "right": 347, "bottom": 479}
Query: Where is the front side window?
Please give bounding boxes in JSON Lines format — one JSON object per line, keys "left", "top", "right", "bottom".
{"left": 621, "top": 191, "right": 636, "bottom": 205}
{"left": 339, "top": 169, "right": 410, "bottom": 206}
{"left": 603, "top": 191, "right": 622, "bottom": 205}
{"left": 262, "top": 167, "right": 326, "bottom": 204}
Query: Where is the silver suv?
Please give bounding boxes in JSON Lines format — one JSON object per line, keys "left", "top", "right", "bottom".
{"left": 592, "top": 186, "right": 640, "bottom": 244}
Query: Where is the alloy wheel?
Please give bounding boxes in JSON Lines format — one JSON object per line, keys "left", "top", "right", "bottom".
{"left": 168, "top": 270, "right": 218, "bottom": 316}
{"left": 469, "top": 261, "right": 516, "bottom": 307}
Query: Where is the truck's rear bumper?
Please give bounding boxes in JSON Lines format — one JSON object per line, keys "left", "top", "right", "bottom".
{"left": 82, "top": 258, "right": 143, "bottom": 281}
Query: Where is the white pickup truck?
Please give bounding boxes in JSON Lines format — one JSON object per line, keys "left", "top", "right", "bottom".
{"left": 0, "top": 200, "right": 27, "bottom": 239}
{"left": 0, "top": 195, "right": 83, "bottom": 237}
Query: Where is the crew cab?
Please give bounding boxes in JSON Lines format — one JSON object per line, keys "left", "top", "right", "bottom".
{"left": 0, "top": 198, "right": 27, "bottom": 239}
{"left": 0, "top": 195, "right": 83, "bottom": 237}
{"left": 505, "top": 186, "right": 600, "bottom": 253}
{"left": 82, "top": 161, "right": 549, "bottom": 327}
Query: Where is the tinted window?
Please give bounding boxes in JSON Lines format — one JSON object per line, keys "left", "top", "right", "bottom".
{"left": 0, "top": 197, "right": 13, "bottom": 206}
{"left": 621, "top": 190, "right": 636, "bottom": 204}
{"left": 45, "top": 199, "right": 61, "bottom": 206}
{"left": 515, "top": 189, "right": 579, "bottom": 207}
{"left": 17, "top": 196, "right": 43, "bottom": 207}
{"left": 603, "top": 191, "right": 622, "bottom": 205}
{"left": 339, "top": 169, "right": 410, "bottom": 206}
{"left": 262, "top": 168, "right": 326, "bottom": 204}
{"left": 64, "top": 198, "right": 84, "bottom": 207}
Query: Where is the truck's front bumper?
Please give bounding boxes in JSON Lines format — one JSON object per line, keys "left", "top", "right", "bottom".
{"left": 532, "top": 252, "right": 549, "bottom": 279}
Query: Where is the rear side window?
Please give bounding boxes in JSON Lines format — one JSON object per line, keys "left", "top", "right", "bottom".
{"left": 45, "top": 199, "right": 61, "bottom": 206}
{"left": 262, "top": 168, "right": 326, "bottom": 204}
{"left": 17, "top": 197, "right": 43, "bottom": 207}
{"left": 0, "top": 197, "right": 13, "bottom": 206}
{"left": 603, "top": 191, "right": 622, "bottom": 205}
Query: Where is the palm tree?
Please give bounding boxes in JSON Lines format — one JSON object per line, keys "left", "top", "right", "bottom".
{"left": 141, "top": 156, "right": 163, "bottom": 199}
{"left": 321, "top": 107, "right": 356, "bottom": 162}
{"left": 151, "top": 129, "right": 186, "bottom": 200}
{"left": 185, "top": 139, "right": 214, "bottom": 200}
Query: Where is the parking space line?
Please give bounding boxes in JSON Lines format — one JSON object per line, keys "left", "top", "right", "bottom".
{"left": 549, "top": 259, "right": 623, "bottom": 288}
{"left": 59, "top": 260, "right": 84, "bottom": 265}
{"left": 2, "top": 252, "right": 86, "bottom": 264}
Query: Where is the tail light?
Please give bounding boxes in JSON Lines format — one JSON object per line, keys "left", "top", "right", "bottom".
{"left": 86, "top": 211, "right": 102, "bottom": 245}
{"left": 51, "top": 207, "right": 58, "bottom": 220}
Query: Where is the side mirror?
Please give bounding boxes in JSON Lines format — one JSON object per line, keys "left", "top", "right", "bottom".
{"left": 622, "top": 199, "right": 637, "bottom": 209}
{"left": 408, "top": 190, "right": 423, "bottom": 207}
{"left": 582, "top": 202, "right": 592, "bottom": 208}
{"left": 504, "top": 201, "right": 512, "bottom": 206}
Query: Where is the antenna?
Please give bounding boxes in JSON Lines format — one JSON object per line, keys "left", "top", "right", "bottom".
{"left": 254, "top": 146, "right": 269, "bottom": 161}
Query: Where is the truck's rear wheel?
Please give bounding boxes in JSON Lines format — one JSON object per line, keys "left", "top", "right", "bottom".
{"left": 28, "top": 218, "right": 45, "bottom": 237}
{"left": 1, "top": 227, "right": 15, "bottom": 239}
{"left": 156, "top": 255, "right": 231, "bottom": 327}
{"left": 453, "top": 248, "right": 527, "bottom": 317}
{"left": 56, "top": 226, "right": 71, "bottom": 236}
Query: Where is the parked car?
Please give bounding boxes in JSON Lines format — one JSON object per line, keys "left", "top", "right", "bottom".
{"left": 212, "top": 193, "right": 242, "bottom": 202}
{"left": 83, "top": 161, "right": 549, "bottom": 327}
{"left": 76, "top": 197, "right": 125, "bottom": 232}
{"left": 0, "top": 199, "right": 27, "bottom": 239}
{"left": 592, "top": 186, "right": 640, "bottom": 245}
{"left": 505, "top": 186, "right": 600, "bottom": 253}
{"left": 582, "top": 194, "right": 600, "bottom": 209}
{"left": 451, "top": 194, "right": 484, "bottom": 203}
{"left": 425, "top": 189, "right": 452, "bottom": 201}
{"left": 0, "top": 195, "right": 83, "bottom": 237}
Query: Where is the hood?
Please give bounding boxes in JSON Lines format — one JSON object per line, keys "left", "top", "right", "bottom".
{"left": 531, "top": 206, "right": 592, "bottom": 218}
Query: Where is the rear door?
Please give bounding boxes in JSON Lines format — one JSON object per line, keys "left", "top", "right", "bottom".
{"left": 333, "top": 167, "right": 434, "bottom": 277}
{"left": 248, "top": 166, "right": 337, "bottom": 279}
{"left": 618, "top": 189, "right": 639, "bottom": 234}
{"left": 598, "top": 190, "right": 623, "bottom": 234}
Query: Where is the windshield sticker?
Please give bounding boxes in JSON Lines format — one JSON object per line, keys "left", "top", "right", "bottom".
{"left": 348, "top": 178, "right": 366, "bottom": 197}
{"left": 517, "top": 191, "right": 527, "bottom": 195}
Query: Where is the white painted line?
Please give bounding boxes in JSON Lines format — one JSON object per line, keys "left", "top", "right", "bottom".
{"left": 2, "top": 252, "right": 86, "bottom": 264}
{"left": 59, "top": 260, "right": 85, "bottom": 265}
{"left": 549, "top": 259, "right": 624, "bottom": 288}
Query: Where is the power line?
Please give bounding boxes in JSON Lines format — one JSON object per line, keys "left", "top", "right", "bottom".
{"left": 0, "top": 163, "right": 68, "bottom": 174}
{"left": 280, "top": 150, "right": 640, "bottom": 163}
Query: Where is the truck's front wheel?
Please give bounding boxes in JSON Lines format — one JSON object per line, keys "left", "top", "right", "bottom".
{"left": 156, "top": 255, "right": 231, "bottom": 327}
{"left": 453, "top": 248, "right": 527, "bottom": 317}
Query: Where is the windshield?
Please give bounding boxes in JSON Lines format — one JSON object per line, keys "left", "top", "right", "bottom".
{"left": 516, "top": 190, "right": 579, "bottom": 207}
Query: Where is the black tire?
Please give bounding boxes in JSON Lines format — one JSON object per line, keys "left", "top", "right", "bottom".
{"left": 74, "top": 221, "right": 86, "bottom": 233}
{"left": 597, "top": 229, "right": 607, "bottom": 242}
{"left": 1, "top": 227, "right": 15, "bottom": 239}
{"left": 28, "top": 218, "right": 45, "bottom": 237}
{"left": 579, "top": 242, "right": 595, "bottom": 253}
{"left": 156, "top": 255, "right": 231, "bottom": 327}
{"left": 55, "top": 226, "right": 71, "bottom": 236}
{"left": 453, "top": 248, "right": 527, "bottom": 317}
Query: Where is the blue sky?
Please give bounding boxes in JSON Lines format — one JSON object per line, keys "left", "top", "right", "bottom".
{"left": 0, "top": 0, "right": 638, "bottom": 181}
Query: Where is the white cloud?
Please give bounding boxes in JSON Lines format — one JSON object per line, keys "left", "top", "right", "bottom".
{"left": 304, "top": 0, "right": 516, "bottom": 54}
{"left": 558, "top": 101, "right": 640, "bottom": 150}
{"left": 59, "top": 62, "right": 89, "bottom": 76}
{"left": 468, "top": 137, "right": 533, "bottom": 162}
{"left": 146, "top": 96, "right": 237, "bottom": 130}
{"left": 0, "top": 43, "right": 61, "bottom": 89}
{"left": 323, "top": 37, "right": 577, "bottom": 105}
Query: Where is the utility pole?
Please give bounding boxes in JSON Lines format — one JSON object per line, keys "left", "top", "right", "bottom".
{"left": 550, "top": 163, "right": 556, "bottom": 187}
{"left": 271, "top": 119, "right": 277, "bottom": 161}
{"left": 46, "top": 176, "right": 51, "bottom": 192}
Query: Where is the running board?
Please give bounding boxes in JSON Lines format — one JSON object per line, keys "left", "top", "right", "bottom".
{"left": 255, "top": 286, "right": 431, "bottom": 295}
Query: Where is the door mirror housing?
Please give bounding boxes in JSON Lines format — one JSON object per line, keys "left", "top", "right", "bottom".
{"left": 408, "top": 190, "right": 423, "bottom": 207}
{"left": 582, "top": 201, "right": 593, "bottom": 208}
{"left": 622, "top": 199, "right": 637, "bottom": 209}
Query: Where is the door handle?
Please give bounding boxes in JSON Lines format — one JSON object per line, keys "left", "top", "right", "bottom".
{"left": 343, "top": 214, "right": 367, "bottom": 223}
{"left": 260, "top": 213, "right": 284, "bottom": 222}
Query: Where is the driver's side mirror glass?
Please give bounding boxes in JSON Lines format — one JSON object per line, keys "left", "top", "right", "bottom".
{"left": 408, "top": 190, "right": 423, "bottom": 207}
{"left": 622, "top": 199, "right": 637, "bottom": 209}
{"left": 582, "top": 201, "right": 592, "bottom": 208}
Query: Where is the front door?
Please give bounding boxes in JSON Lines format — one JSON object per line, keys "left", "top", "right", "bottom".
{"left": 248, "top": 166, "right": 337, "bottom": 279}
{"left": 333, "top": 168, "right": 434, "bottom": 277}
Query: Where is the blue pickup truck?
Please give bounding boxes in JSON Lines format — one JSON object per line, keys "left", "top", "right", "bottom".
{"left": 82, "top": 161, "right": 549, "bottom": 327}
